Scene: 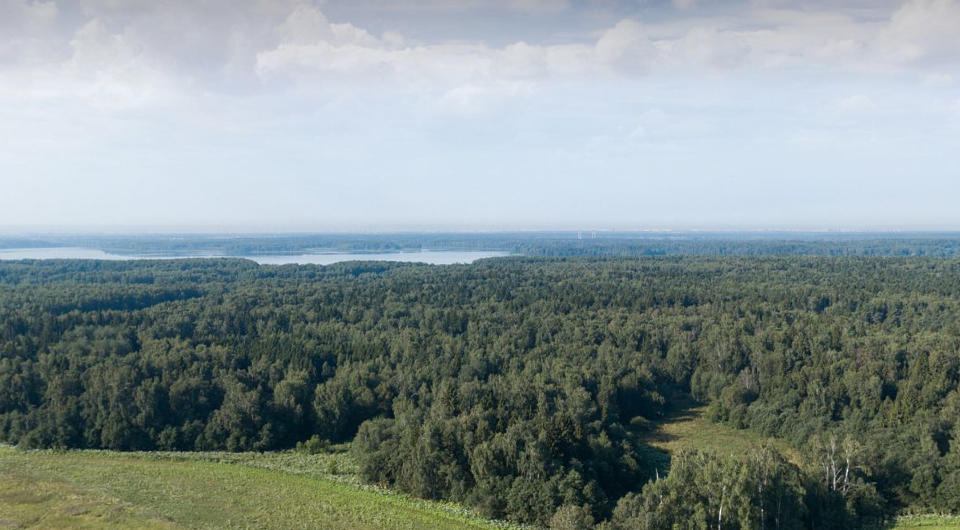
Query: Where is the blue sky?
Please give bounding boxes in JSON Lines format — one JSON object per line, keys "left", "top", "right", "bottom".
{"left": 2, "top": 0, "right": 959, "bottom": 231}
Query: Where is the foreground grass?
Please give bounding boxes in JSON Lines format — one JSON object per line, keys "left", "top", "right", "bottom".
{"left": 2, "top": 436, "right": 956, "bottom": 530}
{"left": 0, "top": 446, "right": 522, "bottom": 530}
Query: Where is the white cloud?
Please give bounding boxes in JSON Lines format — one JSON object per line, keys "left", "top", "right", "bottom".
{"left": 431, "top": 81, "right": 535, "bottom": 116}
{"left": 256, "top": 15, "right": 663, "bottom": 90}
{"left": 0, "top": 0, "right": 58, "bottom": 35}
{"left": 251, "top": 0, "right": 960, "bottom": 94}
{"left": 661, "top": 27, "right": 751, "bottom": 70}
{"left": 535, "top": 43, "right": 590, "bottom": 75}
{"left": 73, "top": 0, "right": 306, "bottom": 87}
{"left": 3, "top": 0, "right": 960, "bottom": 112}
{"left": 276, "top": 4, "right": 380, "bottom": 47}
{"left": 496, "top": 42, "right": 549, "bottom": 78}
{"left": 0, "top": 0, "right": 62, "bottom": 64}
{"left": 61, "top": 19, "right": 171, "bottom": 108}
{"left": 881, "top": 0, "right": 960, "bottom": 65}
{"left": 594, "top": 20, "right": 656, "bottom": 74}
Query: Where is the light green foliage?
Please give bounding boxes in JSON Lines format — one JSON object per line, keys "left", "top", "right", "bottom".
{"left": 295, "top": 434, "right": 331, "bottom": 455}
{"left": 610, "top": 447, "right": 806, "bottom": 530}
{"left": 549, "top": 504, "right": 595, "bottom": 530}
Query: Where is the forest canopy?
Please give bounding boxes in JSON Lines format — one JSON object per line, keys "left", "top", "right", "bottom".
{"left": 1, "top": 255, "right": 959, "bottom": 528}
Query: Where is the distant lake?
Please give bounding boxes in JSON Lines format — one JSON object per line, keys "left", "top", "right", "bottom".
{"left": 250, "top": 250, "right": 510, "bottom": 265}
{"left": 0, "top": 247, "right": 510, "bottom": 265}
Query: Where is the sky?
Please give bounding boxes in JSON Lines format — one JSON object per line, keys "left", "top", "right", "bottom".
{"left": 1, "top": 0, "right": 959, "bottom": 232}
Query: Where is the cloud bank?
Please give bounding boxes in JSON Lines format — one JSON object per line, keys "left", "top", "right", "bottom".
{"left": 3, "top": 0, "right": 959, "bottom": 106}
{"left": 1, "top": 0, "right": 959, "bottom": 229}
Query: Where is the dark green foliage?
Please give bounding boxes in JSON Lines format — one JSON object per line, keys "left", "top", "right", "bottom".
{"left": 1, "top": 256, "right": 960, "bottom": 526}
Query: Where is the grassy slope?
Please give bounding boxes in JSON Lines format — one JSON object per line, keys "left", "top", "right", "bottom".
{"left": 0, "top": 446, "right": 521, "bottom": 530}
{"left": 2, "top": 413, "right": 957, "bottom": 530}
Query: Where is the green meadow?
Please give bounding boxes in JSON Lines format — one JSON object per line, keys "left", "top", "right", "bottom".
{"left": 640, "top": 404, "right": 801, "bottom": 466}
{"left": 2, "top": 440, "right": 958, "bottom": 529}
{"left": 0, "top": 445, "right": 522, "bottom": 530}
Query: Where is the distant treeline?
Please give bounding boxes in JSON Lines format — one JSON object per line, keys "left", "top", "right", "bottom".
{"left": 6, "top": 232, "right": 960, "bottom": 257}
{"left": 0, "top": 257, "right": 959, "bottom": 529}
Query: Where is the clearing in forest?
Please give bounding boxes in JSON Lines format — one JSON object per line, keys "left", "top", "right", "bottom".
{"left": 641, "top": 402, "right": 800, "bottom": 465}
{"left": 639, "top": 407, "right": 960, "bottom": 530}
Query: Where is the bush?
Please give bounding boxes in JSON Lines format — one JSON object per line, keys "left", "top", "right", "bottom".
{"left": 295, "top": 435, "right": 330, "bottom": 455}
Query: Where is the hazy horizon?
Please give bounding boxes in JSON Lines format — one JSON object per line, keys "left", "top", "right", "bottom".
{"left": 3, "top": 0, "right": 958, "bottom": 230}
{"left": 5, "top": 225, "right": 960, "bottom": 237}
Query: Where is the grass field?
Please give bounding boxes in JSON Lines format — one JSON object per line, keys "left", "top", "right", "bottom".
{"left": 2, "top": 419, "right": 957, "bottom": 530}
{"left": 0, "top": 445, "right": 522, "bottom": 530}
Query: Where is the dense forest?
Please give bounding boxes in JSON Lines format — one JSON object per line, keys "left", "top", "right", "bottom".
{"left": 1, "top": 256, "right": 959, "bottom": 528}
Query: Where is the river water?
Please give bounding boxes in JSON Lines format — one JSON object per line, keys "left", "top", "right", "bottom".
{"left": 0, "top": 248, "right": 510, "bottom": 265}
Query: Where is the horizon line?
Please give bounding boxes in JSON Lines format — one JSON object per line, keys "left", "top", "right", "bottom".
{"left": 5, "top": 226, "right": 960, "bottom": 237}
